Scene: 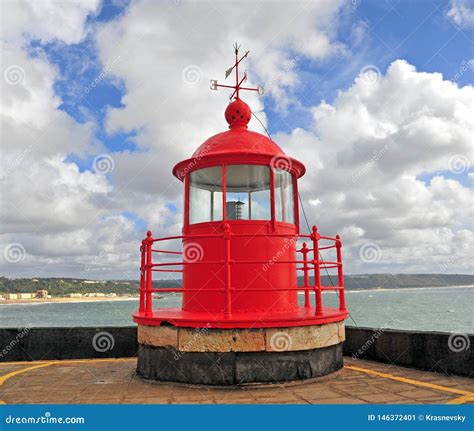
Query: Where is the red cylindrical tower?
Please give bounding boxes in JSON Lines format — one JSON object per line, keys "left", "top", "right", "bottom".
{"left": 175, "top": 97, "right": 305, "bottom": 319}
{"left": 134, "top": 46, "right": 348, "bottom": 384}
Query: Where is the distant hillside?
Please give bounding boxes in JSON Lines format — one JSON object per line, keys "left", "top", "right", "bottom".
{"left": 0, "top": 274, "right": 472, "bottom": 296}
{"left": 312, "top": 274, "right": 474, "bottom": 290}
{"left": 0, "top": 277, "right": 140, "bottom": 296}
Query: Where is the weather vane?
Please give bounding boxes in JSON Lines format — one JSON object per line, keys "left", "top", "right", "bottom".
{"left": 210, "top": 42, "right": 264, "bottom": 100}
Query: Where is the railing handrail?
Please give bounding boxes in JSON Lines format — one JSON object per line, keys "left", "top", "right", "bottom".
{"left": 139, "top": 225, "right": 347, "bottom": 318}
{"left": 151, "top": 248, "right": 182, "bottom": 255}
{"left": 148, "top": 286, "right": 344, "bottom": 293}
{"left": 151, "top": 232, "right": 341, "bottom": 242}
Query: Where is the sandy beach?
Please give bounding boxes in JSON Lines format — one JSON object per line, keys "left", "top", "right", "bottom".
{"left": 3, "top": 285, "right": 472, "bottom": 305}
{"left": 0, "top": 296, "right": 140, "bottom": 305}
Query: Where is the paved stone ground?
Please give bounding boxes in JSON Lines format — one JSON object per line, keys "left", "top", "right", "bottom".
{"left": 0, "top": 357, "right": 472, "bottom": 404}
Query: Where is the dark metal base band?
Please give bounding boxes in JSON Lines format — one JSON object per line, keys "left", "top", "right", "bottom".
{"left": 137, "top": 342, "right": 343, "bottom": 385}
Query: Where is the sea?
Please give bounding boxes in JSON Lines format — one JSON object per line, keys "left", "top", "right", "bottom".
{"left": 0, "top": 286, "right": 472, "bottom": 333}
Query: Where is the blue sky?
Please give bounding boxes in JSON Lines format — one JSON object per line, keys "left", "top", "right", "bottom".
{"left": 2, "top": 0, "right": 472, "bottom": 277}
{"left": 22, "top": 0, "right": 472, "bottom": 240}
{"left": 272, "top": 0, "right": 472, "bottom": 134}
{"left": 29, "top": 0, "right": 472, "bottom": 165}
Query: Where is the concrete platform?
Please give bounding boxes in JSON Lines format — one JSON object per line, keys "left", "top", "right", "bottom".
{"left": 137, "top": 322, "right": 345, "bottom": 384}
{"left": 0, "top": 357, "right": 473, "bottom": 404}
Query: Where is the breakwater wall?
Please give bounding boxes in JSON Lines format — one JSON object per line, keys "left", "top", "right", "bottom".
{"left": 1, "top": 326, "right": 472, "bottom": 377}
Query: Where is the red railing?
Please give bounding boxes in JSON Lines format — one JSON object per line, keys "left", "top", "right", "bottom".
{"left": 138, "top": 225, "right": 346, "bottom": 318}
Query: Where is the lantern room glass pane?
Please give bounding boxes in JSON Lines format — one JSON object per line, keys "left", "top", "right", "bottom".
{"left": 225, "top": 165, "right": 271, "bottom": 220}
{"left": 274, "top": 169, "right": 294, "bottom": 224}
{"left": 188, "top": 166, "right": 223, "bottom": 224}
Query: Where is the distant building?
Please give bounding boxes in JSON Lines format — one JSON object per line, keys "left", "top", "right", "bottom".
{"left": 4, "top": 293, "right": 18, "bottom": 300}
{"left": 18, "top": 293, "right": 34, "bottom": 299}
{"left": 226, "top": 200, "right": 245, "bottom": 220}
{"left": 67, "top": 293, "right": 83, "bottom": 298}
{"left": 36, "top": 290, "right": 48, "bottom": 298}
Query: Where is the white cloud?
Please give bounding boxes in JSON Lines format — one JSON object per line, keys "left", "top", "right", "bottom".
{"left": 446, "top": 0, "right": 474, "bottom": 29}
{"left": 1, "top": 0, "right": 472, "bottom": 278}
{"left": 1, "top": 0, "right": 100, "bottom": 44}
{"left": 0, "top": 0, "right": 130, "bottom": 279}
{"left": 276, "top": 60, "right": 473, "bottom": 273}
{"left": 95, "top": 0, "right": 347, "bottom": 150}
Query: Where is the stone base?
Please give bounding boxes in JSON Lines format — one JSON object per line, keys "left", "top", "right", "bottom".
{"left": 136, "top": 322, "right": 345, "bottom": 385}
{"left": 137, "top": 321, "right": 345, "bottom": 352}
{"left": 137, "top": 342, "right": 343, "bottom": 385}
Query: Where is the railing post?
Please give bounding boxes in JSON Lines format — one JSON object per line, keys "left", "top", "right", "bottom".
{"left": 302, "top": 242, "right": 310, "bottom": 308}
{"left": 223, "top": 223, "right": 232, "bottom": 318}
{"left": 312, "top": 225, "right": 323, "bottom": 317}
{"left": 139, "top": 239, "right": 146, "bottom": 313}
{"left": 145, "top": 230, "right": 153, "bottom": 317}
{"left": 336, "top": 234, "right": 347, "bottom": 312}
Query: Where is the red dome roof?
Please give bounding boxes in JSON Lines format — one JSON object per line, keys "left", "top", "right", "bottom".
{"left": 172, "top": 99, "right": 305, "bottom": 180}
{"left": 192, "top": 128, "right": 284, "bottom": 158}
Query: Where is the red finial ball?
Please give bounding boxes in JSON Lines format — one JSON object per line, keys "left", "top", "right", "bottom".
{"left": 225, "top": 99, "right": 251, "bottom": 129}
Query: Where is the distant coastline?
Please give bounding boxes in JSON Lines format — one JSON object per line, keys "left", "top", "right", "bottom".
{"left": 2, "top": 284, "right": 473, "bottom": 305}
{"left": 344, "top": 284, "right": 474, "bottom": 292}
{"left": 294, "top": 284, "right": 474, "bottom": 295}
{"left": 0, "top": 296, "right": 140, "bottom": 305}
{"left": 345, "top": 284, "right": 474, "bottom": 292}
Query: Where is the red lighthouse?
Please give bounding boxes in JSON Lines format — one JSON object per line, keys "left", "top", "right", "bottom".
{"left": 134, "top": 46, "right": 348, "bottom": 384}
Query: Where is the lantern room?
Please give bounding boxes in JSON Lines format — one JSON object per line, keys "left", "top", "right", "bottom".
{"left": 134, "top": 45, "right": 348, "bottom": 384}
{"left": 169, "top": 96, "right": 309, "bottom": 321}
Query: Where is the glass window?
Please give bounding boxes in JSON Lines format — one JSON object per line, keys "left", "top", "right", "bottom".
{"left": 225, "top": 165, "right": 271, "bottom": 220}
{"left": 188, "top": 166, "right": 223, "bottom": 224}
{"left": 274, "top": 169, "right": 294, "bottom": 224}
